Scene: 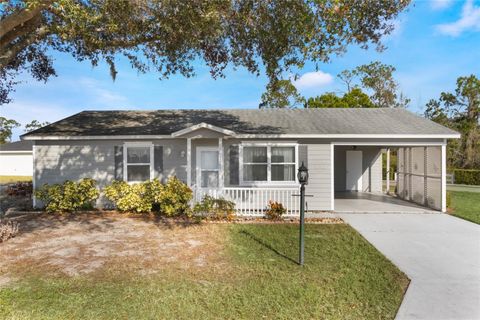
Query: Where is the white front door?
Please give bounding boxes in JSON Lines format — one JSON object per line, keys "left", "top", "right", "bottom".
{"left": 196, "top": 147, "right": 220, "bottom": 188}
{"left": 346, "top": 150, "right": 363, "bottom": 191}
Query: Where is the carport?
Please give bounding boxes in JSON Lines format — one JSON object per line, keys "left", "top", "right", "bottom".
{"left": 332, "top": 142, "right": 450, "bottom": 213}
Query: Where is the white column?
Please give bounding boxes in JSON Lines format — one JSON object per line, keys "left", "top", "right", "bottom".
{"left": 187, "top": 138, "right": 192, "bottom": 187}
{"left": 386, "top": 148, "right": 390, "bottom": 195}
{"left": 32, "top": 143, "right": 37, "bottom": 208}
{"left": 218, "top": 138, "right": 224, "bottom": 189}
{"left": 441, "top": 143, "right": 447, "bottom": 212}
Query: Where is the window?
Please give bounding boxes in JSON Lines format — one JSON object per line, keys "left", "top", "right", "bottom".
{"left": 241, "top": 145, "right": 296, "bottom": 183}
{"left": 125, "top": 145, "right": 152, "bottom": 182}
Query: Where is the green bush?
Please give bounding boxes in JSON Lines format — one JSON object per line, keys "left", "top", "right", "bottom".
{"left": 35, "top": 178, "right": 99, "bottom": 212}
{"left": 193, "top": 195, "right": 236, "bottom": 220}
{"left": 103, "top": 180, "right": 162, "bottom": 213}
{"left": 264, "top": 201, "right": 287, "bottom": 220}
{"left": 156, "top": 177, "right": 192, "bottom": 216}
{"left": 453, "top": 169, "right": 480, "bottom": 185}
{"left": 103, "top": 177, "right": 191, "bottom": 215}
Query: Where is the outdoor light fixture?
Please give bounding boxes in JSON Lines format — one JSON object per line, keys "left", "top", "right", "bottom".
{"left": 297, "top": 161, "right": 309, "bottom": 266}
{"left": 297, "top": 162, "right": 309, "bottom": 185}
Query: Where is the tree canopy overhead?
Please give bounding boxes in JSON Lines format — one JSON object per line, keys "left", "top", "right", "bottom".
{"left": 1, "top": 0, "right": 410, "bottom": 104}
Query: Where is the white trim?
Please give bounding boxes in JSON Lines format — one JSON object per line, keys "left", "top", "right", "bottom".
{"left": 234, "top": 133, "right": 461, "bottom": 139}
{"left": 171, "top": 122, "right": 236, "bottom": 137}
{"left": 196, "top": 146, "right": 221, "bottom": 188}
{"left": 0, "top": 151, "right": 32, "bottom": 154}
{"left": 32, "top": 142, "right": 36, "bottom": 208}
{"left": 123, "top": 143, "right": 154, "bottom": 183}
{"left": 441, "top": 143, "right": 447, "bottom": 212}
{"left": 332, "top": 141, "right": 447, "bottom": 146}
{"left": 187, "top": 138, "right": 192, "bottom": 187}
{"left": 330, "top": 143, "right": 334, "bottom": 211}
{"left": 22, "top": 135, "right": 172, "bottom": 140}
{"left": 239, "top": 143, "right": 299, "bottom": 186}
{"left": 22, "top": 133, "right": 461, "bottom": 141}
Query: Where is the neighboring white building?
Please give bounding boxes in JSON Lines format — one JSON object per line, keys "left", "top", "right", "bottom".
{"left": 0, "top": 140, "right": 33, "bottom": 176}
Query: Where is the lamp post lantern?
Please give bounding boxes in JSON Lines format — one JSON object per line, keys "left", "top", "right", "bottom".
{"left": 297, "top": 161, "right": 309, "bottom": 266}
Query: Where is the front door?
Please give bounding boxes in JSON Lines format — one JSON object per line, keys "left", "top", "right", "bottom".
{"left": 346, "top": 150, "right": 363, "bottom": 191}
{"left": 196, "top": 147, "right": 220, "bottom": 188}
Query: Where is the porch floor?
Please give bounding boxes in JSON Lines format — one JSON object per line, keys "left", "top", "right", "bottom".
{"left": 334, "top": 192, "right": 440, "bottom": 213}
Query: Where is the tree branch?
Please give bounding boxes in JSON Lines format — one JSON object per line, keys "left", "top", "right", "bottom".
{"left": 0, "top": 26, "right": 49, "bottom": 68}
{"left": 0, "top": 1, "right": 52, "bottom": 38}
{"left": 0, "top": 14, "right": 43, "bottom": 50}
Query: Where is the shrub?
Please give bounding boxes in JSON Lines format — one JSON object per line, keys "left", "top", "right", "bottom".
{"left": 264, "top": 201, "right": 287, "bottom": 220}
{"left": 35, "top": 178, "right": 99, "bottom": 212}
{"left": 103, "top": 180, "right": 162, "bottom": 213}
{"left": 193, "top": 195, "right": 236, "bottom": 220}
{"left": 0, "top": 220, "right": 19, "bottom": 242}
{"left": 156, "top": 177, "right": 192, "bottom": 216}
{"left": 453, "top": 169, "right": 480, "bottom": 185}
{"left": 6, "top": 182, "right": 33, "bottom": 196}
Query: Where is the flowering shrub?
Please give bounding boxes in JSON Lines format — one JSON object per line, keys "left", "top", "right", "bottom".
{"left": 35, "top": 178, "right": 99, "bottom": 212}
{"left": 156, "top": 177, "right": 192, "bottom": 216}
{"left": 103, "top": 180, "right": 162, "bottom": 213}
{"left": 193, "top": 195, "right": 236, "bottom": 220}
{"left": 264, "top": 201, "right": 287, "bottom": 220}
{"left": 0, "top": 220, "right": 19, "bottom": 243}
{"left": 103, "top": 177, "right": 191, "bottom": 215}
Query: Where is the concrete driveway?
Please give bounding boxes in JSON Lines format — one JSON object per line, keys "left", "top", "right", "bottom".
{"left": 339, "top": 213, "right": 480, "bottom": 320}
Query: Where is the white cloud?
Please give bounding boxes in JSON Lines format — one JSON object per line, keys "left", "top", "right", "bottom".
{"left": 430, "top": 0, "right": 454, "bottom": 10}
{"left": 77, "top": 77, "right": 129, "bottom": 107}
{"left": 435, "top": 0, "right": 480, "bottom": 36}
{"left": 292, "top": 71, "right": 334, "bottom": 90}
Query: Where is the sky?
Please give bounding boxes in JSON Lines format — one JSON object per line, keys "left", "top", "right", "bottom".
{"left": 3, "top": 0, "right": 480, "bottom": 141}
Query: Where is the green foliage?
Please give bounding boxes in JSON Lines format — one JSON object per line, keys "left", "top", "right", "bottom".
{"left": 264, "top": 201, "right": 287, "bottom": 220}
{"left": 156, "top": 177, "right": 192, "bottom": 217}
{"left": 260, "top": 79, "right": 305, "bottom": 108}
{"left": 103, "top": 180, "right": 161, "bottom": 213}
{"left": 453, "top": 169, "right": 480, "bottom": 185}
{"left": 307, "top": 88, "right": 375, "bottom": 109}
{"left": 425, "top": 75, "right": 479, "bottom": 169}
{"left": 0, "top": 116, "right": 20, "bottom": 143}
{"left": 24, "top": 119, "right": 50, "bottom": 133}
{"left": 193, "top": 195, "right": 236, "bottom": 220}
{"left": 104, "top": 177, "right": 192, "bottom": 215}
{"left": 35, "top": 178, "right": 99, "bottom": 212}
{"left": 1, "top": 1, "right": 410, "bottom": 104}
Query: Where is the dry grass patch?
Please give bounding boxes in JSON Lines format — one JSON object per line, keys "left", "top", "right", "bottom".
{"left": 0, "top": 214, "right": 227, "bottom": 281}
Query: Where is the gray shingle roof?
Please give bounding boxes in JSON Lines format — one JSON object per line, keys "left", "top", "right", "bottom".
{"left": 0, "top": 140, "right": 33, "bottom": 151}
{"left": 21, "top": 108, "right": 458, "bottom": 138}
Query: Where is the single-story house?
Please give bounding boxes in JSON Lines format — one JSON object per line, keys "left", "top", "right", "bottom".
{"left": 21, "top": 108, "right": 460, "bottom": 214}
{"left": 0, "top": 140, "right": 34, "bottom": 177}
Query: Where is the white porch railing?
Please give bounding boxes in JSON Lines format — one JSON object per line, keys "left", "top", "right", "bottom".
{"left": 193, "top": 187, "right": 300, "bottom": 216}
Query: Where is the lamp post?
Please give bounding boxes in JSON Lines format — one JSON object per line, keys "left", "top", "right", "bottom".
{"left": 297, "top": 161, "right": 309, "bottom": 266}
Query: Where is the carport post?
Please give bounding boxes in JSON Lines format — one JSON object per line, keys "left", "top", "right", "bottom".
{"left": 386, "top": 148, "right": 390, "bottom": 194}
{"left": 441, "top": 143, "right": 447, "bottom": 212}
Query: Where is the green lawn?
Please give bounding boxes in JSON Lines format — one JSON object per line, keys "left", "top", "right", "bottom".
{"left": 450, "top": 191, "right": 480, "bottom": 224}
{"left": 0, "top": 175, "right": 32, "bottom": 184}
{"left": 0, "top": 224, "right": 408, "bottom": 319}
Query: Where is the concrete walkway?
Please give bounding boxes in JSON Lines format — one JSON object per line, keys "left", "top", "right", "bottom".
{"left": 339, "top": 213, "right": 480, "bottom": 320}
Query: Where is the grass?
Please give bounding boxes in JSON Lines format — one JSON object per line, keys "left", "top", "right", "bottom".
{"left": 0, "top": 224, "right": 408, "bottom": 319}
{"left": 450, "top": 191, "right": 480, "bottom": 224}
{"left": 0, "top": 176, "right": 32, "bottom": 184}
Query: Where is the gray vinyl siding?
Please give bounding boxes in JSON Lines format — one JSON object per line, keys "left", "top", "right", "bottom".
{"left": 304, "top": 144, "right": 333, "bottom": 211}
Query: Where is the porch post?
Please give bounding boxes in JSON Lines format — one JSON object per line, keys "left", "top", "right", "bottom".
{"left": 386, "top": 148, "right": 390, "bottom": 195}
{"left": 218, "top": 138, "right": 224, "bottom": 189}
{"left": 441, "top": 142, "right": 447, "bottom": 212}
{"left": 187, "top": 138, "right": 192, "bottom": 187}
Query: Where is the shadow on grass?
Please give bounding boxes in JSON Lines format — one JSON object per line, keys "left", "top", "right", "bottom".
{"left": 239, "top": 229, "right": 299, "bottom": 265}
